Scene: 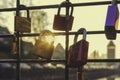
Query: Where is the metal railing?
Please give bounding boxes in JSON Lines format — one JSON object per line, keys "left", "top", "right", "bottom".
{"left": 0, "top": 0, "right": 120, "bottom": 80}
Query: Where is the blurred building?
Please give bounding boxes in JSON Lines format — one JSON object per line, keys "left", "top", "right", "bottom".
{"left": 89, "top": 50, "right": 100, "bottom": 59}
{"left": 89, "top": 41, "right": 116, "bottom": 60}
{"left": 107, "top": 41, "right": 116, "bottom": 70}
{"left": 107, "top": 41, "right": 115, "bottom": 59}
{"left": 0, "top": 26, "right": 36, "bottom": 59}
{"left": 0, "top": 26, "right": 13, "bottom": 59}
{"left": 52, "top": 43, "right": 65, "bottom": 60}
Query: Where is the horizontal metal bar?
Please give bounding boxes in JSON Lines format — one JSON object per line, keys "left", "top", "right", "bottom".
{"left": 0, "top": 59, "right": 120, "bottom": 63}
{"left": 0, "top": 30, "right": 120, "bottom": 37}
{"left": 0, "top": 59, "right": 17, "bottom": 63}
{"left": 88, "top": 59, "right": 120, "bottom": 62}
{"left": 0, "top": 59, "right": 65, "bottom": 63}
{"left": 73, "top": 1, "right": 118, "bottom": 7}
{"left": 0, "top": 8, "right": 16, "bottom": 12}
{"left": 0, "top": 1, "right": 120, "bottom": 12}
{"left": 20, "top": 59, "right": 65, "bottom": 63}
{"left": 0, "top": 34, "right": 13, "bottom": 38}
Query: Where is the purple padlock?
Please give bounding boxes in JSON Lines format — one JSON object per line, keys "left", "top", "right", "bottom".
{"left": 105, "top": 5, "right": 119, "bottom": 40}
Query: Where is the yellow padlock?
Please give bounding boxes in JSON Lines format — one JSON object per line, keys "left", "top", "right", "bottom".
{"left": 33, "top": 30, "right": 54, "bottom": 60}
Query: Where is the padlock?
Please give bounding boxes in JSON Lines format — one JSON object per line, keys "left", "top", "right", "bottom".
{"left": 33, "top": 30, "right": 54, "bottom": 60}
{"left": 105, "top": 5, "right": 119, "bottom": 40}
{"left": 67, "top": 28, "right": 89, "bottom": 67}
{"left": 12, "top": 35, "right": 17, "bottom": 54}
{"left": 15, "top": 5, "right": 31, "bottom": 32}
{"left": 53, "top": 1, "right": 74, "bottom": 31}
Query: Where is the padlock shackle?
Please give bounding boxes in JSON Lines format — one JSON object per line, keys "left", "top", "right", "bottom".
{"left": 74, "top": 28, "right": 87, "bottom": 43}
{"left": 112, "top": 0, "right": 117, "bottom": 5}
{"left": 57, "top": 1, "right": 73, "bottom": 16}
{"left": 18, "top": 5, "right": 30, "bottom": 18}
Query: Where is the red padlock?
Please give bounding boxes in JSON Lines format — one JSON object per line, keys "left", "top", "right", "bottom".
{"left": 67, "top": 28, "right": 89, "bottom": 67}
{"left": 53, "top": 1, "right": 74, "bottom": 31}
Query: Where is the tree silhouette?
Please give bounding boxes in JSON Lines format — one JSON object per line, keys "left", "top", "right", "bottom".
{"left": 0, "top": 0, "right": 48, "bottom": 58}
{"left": 0, "top": 0, "right": 48, "bottom": 33}
{"left": 31, "top": 10, "right": 48, "bottom": 33}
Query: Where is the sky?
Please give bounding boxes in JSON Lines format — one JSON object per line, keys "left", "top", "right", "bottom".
{"left": 1, "top": 0, "right": 120, "bottom": 58}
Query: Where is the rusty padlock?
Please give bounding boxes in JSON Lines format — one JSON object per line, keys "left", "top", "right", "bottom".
{"left": 53, "top": 1, "right": 74, "bottom": 31}
{"left": 12, "top": 35, "right": 17, "bottom": 54}
{"left": 105, "top": 0, "right": 119, "bottom": 40}
{"left": 33, "top": 30, "right": 54, "bottom": 60}
{"left": 67, "top": 28, "right": 89, "bottom": 67}
{"left": 15, "top": 5, "right": 31, "bottom": 32}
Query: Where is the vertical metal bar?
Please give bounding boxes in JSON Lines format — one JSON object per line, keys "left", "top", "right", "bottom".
{"left": 16, "top": 0, "right": 20, "bottom": 16}
{"left": 112, "top": 0, "right": 117, "bottom": 5}
{"left": 77, "top": 66, "right": 83, "bottom": 80}
{"left": 16, "top": 0, "right": 21, "bottom": 80}
{"left": 65, "top": 0, "right": 70, "bottom": 80}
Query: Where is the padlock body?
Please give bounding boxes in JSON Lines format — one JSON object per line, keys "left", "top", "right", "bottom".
{"left": 105, "top": 26, "right": 116, "bottom": 39}
{"left": 53, "top": 15, "right": 74, "bottom": 31}
{"left": 68, "top": 39, "right": 89, "bottom": 67}
{"left": 105, "top": 5, "right": 119, "bottom": 40}
{"left": 33, "top": 40, "right": 54, "bottom": 60}
{"left": 15, "top": 16, "right": 31, "bottom": 32}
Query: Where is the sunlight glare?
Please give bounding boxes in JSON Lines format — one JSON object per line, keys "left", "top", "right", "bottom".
{"left": 43, "top": 36, "right": 54, "bottom": 45}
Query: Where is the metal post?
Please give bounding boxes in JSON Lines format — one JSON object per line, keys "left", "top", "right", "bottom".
{"left": 77, "top": 66, "right": 84, "bottom": 80}
{"left": 112, "top": 0, "right": 117, "bottom": 5}
{"left": 16, "top": 0, "right": 21, "bottom": 80}
{"left": 65, "top": 0, "right": 70, "bottom": 80}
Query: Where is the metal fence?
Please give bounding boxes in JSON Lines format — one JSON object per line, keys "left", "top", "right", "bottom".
{"left": 0, "top": 0, "right": 120, "bottom": 80}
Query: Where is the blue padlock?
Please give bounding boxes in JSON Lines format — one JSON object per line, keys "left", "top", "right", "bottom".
{"left": 105, "top": 5, "right": 119, "bottom": 40}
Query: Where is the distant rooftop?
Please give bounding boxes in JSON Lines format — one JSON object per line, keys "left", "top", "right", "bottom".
{"left": 108, "top": 40, "right": 115, "bottom": 47}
